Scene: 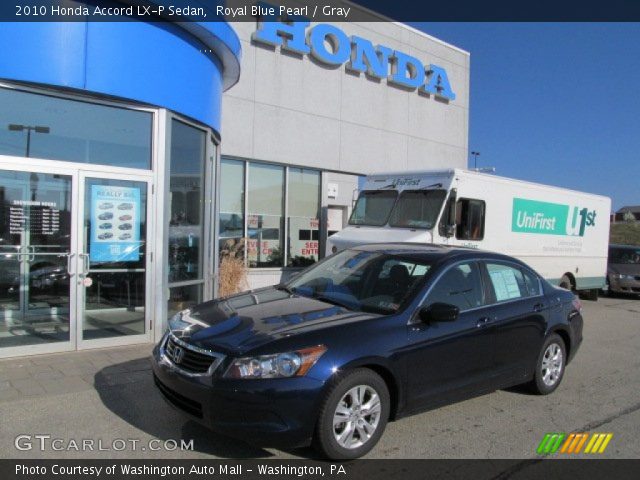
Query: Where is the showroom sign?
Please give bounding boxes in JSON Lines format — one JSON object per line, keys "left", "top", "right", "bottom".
{"left": 252, "top": 19, "right": 456, "bottom": 101}
{"left": 90, "top": 185, "right": 141, "bottom": 262}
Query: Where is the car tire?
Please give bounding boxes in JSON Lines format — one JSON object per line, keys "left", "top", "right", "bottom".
{"left": 528, "top": 333, "right": 567, "bottom": 395}
{"left": 313, "top": 368, "right": 390, "bottom": 460}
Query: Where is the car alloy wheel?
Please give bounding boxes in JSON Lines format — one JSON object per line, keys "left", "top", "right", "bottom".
{"left": 313, "top": 368, "right": 390, "bottom": 460}
{"left": 528, "top": 333, "right": 566, "bottom": 395}
{"left": 333, "top": 385, "right": 382, "bottom": 449}
{"left": 541, "top": 343, "right": 563, "bottom": 387}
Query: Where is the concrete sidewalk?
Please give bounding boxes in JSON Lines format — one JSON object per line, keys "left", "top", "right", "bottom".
{"left": 0, "top": 344, "right": 153, "bottom": 401}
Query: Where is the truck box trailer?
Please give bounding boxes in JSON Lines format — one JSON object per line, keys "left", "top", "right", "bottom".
{"left": 327, "top": 169, "right": 611, "bottom": 298}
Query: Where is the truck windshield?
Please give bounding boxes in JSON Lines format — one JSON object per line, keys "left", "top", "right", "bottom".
{"left": 349, "top": 190, "right": 398, "bottom": 226}
{"left": 388, "top": 190, "right": 447, "bottom": 229}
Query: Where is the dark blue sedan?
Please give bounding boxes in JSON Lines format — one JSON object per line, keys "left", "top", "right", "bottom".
{"left": 151, "top": 244, "right": 583, "bottom": 459}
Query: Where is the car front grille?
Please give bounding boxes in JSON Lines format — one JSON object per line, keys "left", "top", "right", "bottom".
{"left": 153, "top": 374, "right": 203, "bottom": 418}
{"left": 164, "top": 335, "right": 221, "bottom": 375}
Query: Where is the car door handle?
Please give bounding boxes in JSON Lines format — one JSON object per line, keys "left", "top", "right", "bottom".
{"left": 476, "top": 317, "right": 491, "bottom": 328}
{"left": 533, "top": 303, "right": 545, "bottom": 312}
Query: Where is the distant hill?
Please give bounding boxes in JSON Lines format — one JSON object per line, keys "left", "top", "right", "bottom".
{"left": 610, "top": 223, "right": 640, "bottom": 246}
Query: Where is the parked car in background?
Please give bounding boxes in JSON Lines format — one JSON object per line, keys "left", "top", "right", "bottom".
{"left": 152, "top": 244, "right": 583, "bottom": 459}
{"left": 605, "top": 244, "right": 640, "bottom": 296}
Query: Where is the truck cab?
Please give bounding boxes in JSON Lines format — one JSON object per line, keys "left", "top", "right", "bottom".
{"left": 328, "top": 170, "right": 460, "bottom": 254}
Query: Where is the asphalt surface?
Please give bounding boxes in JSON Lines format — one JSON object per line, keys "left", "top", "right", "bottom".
{"left": 0, "top": 295, "right": 638, "bottom": 459}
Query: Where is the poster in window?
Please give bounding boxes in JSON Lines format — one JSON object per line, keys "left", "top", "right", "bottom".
{"left": 90, "top": 185, "right": 141, "bottom": 262}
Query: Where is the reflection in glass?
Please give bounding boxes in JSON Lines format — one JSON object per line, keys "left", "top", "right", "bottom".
{"left": 0, "top": 170, "right": 72, "bottom": 349}
{"left": 248, "top": 164, "right": 284, "bottom": 267}
{"left": 83, "top": 272, "right": 145, "bottom": 340}
{"left": 168, "top": 284, "right": 202, "bottom": 319}
{"left": 219, "top": 159, "right": 245, "bottom": 260}
{"left": 168, "top": 120, "right": 205, "bottom": 283}
{"left": 287, "top": 168, "right": 320, "bottom": 267}
{"left": 0, "top": 87, "right": 152, "bottom": 169}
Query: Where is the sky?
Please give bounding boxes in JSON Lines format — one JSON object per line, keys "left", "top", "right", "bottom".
{"left": 409, "top": 23, "right": 640, "bottom": 211}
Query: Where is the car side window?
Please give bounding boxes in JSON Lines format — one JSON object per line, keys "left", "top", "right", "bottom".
{"left": 521, "top": 268, "right": 542, "bottom": 297}
{"left": 424, "top": 262, "right": 485, "bottom": 312}
{"left": 486, "top": 263, "right": 531, "bottom": 302}
{"left": 455, "top": 198, "right": 485, "bottom": 241}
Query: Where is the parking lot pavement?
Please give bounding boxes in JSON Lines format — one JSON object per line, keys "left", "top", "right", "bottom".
{"left": 0, "top": 296, "right": 638, "bottom": 460}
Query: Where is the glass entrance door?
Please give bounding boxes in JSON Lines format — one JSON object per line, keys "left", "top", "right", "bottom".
{"left": 0, "top": 168, "right": 74, "bottom": 354}
{"left": 77, "top": 175, "right": 152, "bottom": 346}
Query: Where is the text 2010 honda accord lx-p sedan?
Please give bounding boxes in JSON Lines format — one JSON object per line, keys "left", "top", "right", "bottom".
{"left": 152, "top": 244, "right": 583, "bottom": 459}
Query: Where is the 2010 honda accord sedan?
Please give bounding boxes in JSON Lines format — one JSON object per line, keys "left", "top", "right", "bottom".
{"left": 151, "top": 244, "right": 583, "bottom": 459}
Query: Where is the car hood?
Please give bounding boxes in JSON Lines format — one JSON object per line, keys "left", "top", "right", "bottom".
{"left": 608, "top": 263, "right": 640, "bottom": 275}
{"left": 167, "top": 287, "right": 378, "bottom": 354}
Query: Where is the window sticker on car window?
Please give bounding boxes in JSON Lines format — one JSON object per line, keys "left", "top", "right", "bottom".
{"left": 489, "top": 268, "right": 521, "bottom": 301}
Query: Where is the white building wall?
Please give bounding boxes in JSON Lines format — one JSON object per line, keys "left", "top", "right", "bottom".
{"left": 221, "top": 20, "right": 469, "bottom": 173}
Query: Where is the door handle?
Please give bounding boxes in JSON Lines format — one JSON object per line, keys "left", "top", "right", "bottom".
{"left": 476, "top": 317, "right": 490, "bottom": 328}
{"left": 78, "top": 253, "right": 90, "bottom": 276}
{"left": 533, "top": 303, "right": 545, "bottom": 312}
{"left": 66, "top": 253, "right": 75, "bottom": 276}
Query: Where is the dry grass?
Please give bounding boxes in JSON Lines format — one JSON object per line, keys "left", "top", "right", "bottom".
{"left": 218, "top": 238, "right": 248, "bottom": 297}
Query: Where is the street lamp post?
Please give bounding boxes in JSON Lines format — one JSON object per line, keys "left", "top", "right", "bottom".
{"left": 8, "top": 124, "right": 50, "bottom": 157}
{"left": 471, "top": 151, "right": 480, "bottom": 169}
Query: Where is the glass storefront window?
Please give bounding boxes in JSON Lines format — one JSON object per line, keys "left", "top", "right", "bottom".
{"left": 168, "top": 120, "right": 206, "bottom": 283}
{"left": 247, "top": 163, "right": 284, "bottom": 268}
{"left": 0, "top": 87, "right": 152, "bottom": 169}
{"left": 219, "top": 159, "right": 245, "bottom": 260}
{"left": 287, "top": 168, "right": 320, "bottom": 267}
{"left": 168, "top": 284, "right": 203, "bottom": 319}
{"left": 0, "top": 170, "right": 72, "bottom": 348}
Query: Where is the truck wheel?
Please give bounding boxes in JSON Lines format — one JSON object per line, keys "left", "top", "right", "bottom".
{"left": 559, "top": 275, "right": 573, "bottom": 291}
{"left": 313, "top": 368, "right": 390, "bottom": 460}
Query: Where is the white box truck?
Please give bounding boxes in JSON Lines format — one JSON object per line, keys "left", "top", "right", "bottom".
{"left": 327, "top": 169, "right": 611, "bottom": 299}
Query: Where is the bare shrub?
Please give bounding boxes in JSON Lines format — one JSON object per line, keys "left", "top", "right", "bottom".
{"left": 218, "top": 238, "right": 248, "bottom": 296}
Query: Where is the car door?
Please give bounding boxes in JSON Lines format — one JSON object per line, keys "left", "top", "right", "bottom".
{"left": 403, "top": 260, "right": 496, "bottom": 411}
{"left": 481, "top": 261, "right": 549, "bottom": 384}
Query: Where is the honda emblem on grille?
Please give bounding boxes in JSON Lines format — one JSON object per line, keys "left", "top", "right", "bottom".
{"left": 172, "top": 346, "right": 185, "bottom": 364}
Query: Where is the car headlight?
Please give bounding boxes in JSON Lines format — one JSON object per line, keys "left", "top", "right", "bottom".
{"left": 612, "top": 273, "right": 632, "bottom": 280}
{"left": 224, "top": 345, "right": 327, "bottom": 379}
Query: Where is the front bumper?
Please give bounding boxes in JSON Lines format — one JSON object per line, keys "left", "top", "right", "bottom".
{"left": 150, "top": 342, "right": 326, "bottom": 448}
{"left": 609, "top": 276, "right": 640, "bottom": 295}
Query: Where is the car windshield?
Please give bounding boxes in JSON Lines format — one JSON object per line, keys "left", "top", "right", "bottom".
{"left": 286, "top": 249, "right": 432, "bottom": 315}
{"left": 609, "top": 247, "right": 640, "bottom": 264}
{"left": 388, "top": 189, "right": 447, "bottom": 229}
{"left": 349, "top": 190, "right": 398, "bottom": 226}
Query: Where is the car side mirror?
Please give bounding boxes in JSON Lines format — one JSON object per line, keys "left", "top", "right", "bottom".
{"left": 419, "top": 302, "right": 459, "bottom": 323}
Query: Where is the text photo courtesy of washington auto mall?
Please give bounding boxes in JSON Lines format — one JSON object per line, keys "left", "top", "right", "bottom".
{"left": 0, "top": 0, "right": 639, "bottom": 479}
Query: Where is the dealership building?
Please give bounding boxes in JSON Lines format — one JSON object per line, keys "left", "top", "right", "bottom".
{"left": 0, "top": 1, "right": 469, "bottom": 358}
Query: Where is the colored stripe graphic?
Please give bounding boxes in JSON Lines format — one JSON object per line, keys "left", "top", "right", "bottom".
{"left": 585, "top": 433, "right": 613, "bottom": 454}
{"left": 539, "top": 433, "right": 613, "bottom": 454}
{"left": 537, "top": 433, "right": 565, "bottom": 454}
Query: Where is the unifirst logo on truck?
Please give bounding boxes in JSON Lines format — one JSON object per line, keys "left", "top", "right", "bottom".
{"left": 512, "top": 198, "right": 597, "bottom": 237}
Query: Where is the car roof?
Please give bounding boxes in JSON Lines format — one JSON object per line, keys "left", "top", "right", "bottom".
{"left": 350, "top": 243, "right": 522, "bottom": 264}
